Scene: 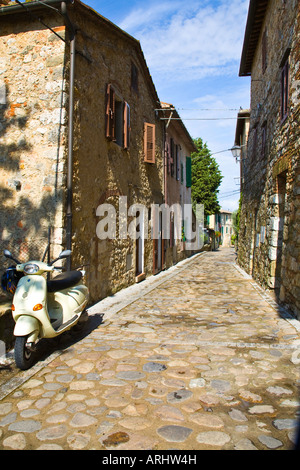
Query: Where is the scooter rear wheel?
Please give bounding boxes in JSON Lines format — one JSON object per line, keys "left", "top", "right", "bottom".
{"left": 14, "top": 336, "right": 35, "bottom": 370}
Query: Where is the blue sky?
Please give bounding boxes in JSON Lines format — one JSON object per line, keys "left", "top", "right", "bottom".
{"left": 87, "top": 0, "right": 251, "bottom": 211}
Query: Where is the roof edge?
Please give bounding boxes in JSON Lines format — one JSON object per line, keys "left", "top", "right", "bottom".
{"left": 239, "top": 0, "right": 269, "bottom": 77}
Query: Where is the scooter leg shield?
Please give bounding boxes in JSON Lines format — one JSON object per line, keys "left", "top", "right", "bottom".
{"left": 14, "top": 316, "right": 40, "bottom": 342}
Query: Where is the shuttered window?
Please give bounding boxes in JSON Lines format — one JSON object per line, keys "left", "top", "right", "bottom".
{"left": 144, "top": 123, "right": 155, "bottom": 163}
{"left": 105, "top": 84, "right": 130, "bottom": 149}
{"left": 281, "top": 57, "right": 289, "bottom": 121}
{"left": 186, "top": 156, "right": 192, "bottom": 188}
{"left": 124, "top": 101, "right": 130, "bottom": 149}
{"left": 105, "top": 84, "right": 115, "bottom": 140}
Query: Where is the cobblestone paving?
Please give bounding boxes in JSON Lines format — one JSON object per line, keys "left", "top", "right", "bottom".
{"left": 0, "top": 248, "right": 299, "bottom": 450}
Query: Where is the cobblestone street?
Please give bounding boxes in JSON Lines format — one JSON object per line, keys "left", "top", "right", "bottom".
{"left": 0, "top": 247, "right": 299, "bottom": 450}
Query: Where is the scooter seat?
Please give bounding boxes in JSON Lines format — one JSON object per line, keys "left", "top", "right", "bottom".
{"left": 47, "top": 270, "right": 83, "bottom": 293}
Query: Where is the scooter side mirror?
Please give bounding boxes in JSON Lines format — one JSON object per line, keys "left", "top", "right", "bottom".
{"left": 49, "top": 249, "right": 72, "bottom": 265}
{"left": 3, "top": 250, "right": 21, "bottom": 264}
{"left": 58, "top": 249, "right": 72, "bottom": 259}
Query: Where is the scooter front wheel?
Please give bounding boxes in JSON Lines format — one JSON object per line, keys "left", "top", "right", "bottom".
{"left": 14, "top": 336, "right": 36, "bottom": 370}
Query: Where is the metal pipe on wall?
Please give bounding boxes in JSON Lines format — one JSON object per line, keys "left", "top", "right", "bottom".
{"left": 61, "top": 1, "right": 75, "bottom": 271}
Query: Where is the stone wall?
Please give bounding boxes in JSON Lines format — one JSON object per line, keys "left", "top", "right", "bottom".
{"left": 0, "top": 12, "right": 67, "bottom": 302}
{"left": 238, "top": 0, "right": 300, "bottom": 317}
{"left": 164, "top": 119, "right": 193, "bottom": 268}
{"left": 61, "top": 3, "right": 165, "bottom": 303}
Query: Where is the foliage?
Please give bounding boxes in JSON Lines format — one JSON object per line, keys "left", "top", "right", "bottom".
{"left": 191, "top": 138, "right": 223, "bottom": 216}
{"left": 232, "top": 192, "right": 242, "bottom": 236}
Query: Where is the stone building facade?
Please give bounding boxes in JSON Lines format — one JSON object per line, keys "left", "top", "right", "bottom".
{"left": 160, "top": 103, "right": 196, "bottom": 269}
{"left": 0, "top": 0, "right": 174, "bottom": 304}
{"left": 237, "top": 0, "right": 300, "bottom": 317}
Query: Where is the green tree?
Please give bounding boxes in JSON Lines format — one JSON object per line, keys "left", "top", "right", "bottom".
{"left": 191, "top": 138, "right": 223, "bottom": 217}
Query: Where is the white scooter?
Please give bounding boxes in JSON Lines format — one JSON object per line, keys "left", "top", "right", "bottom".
{"left": 3, "top": 249, "right": 89, "bottom": 370}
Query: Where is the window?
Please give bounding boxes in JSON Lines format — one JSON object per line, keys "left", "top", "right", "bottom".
{"left": 144, "top": 122, "right": 155, "bottom": 163}
{"left": 131, "top": 62, "right": 138, "bottom": 93}
{"left": 281, "top": 55, "right": 289, "bottom": 121}
{"left": 105, "top": 84, "right": 130, "bottom": 148}
{"left": 262, "top": 29, "right": 267, "bottom": 74}
{"left": 186, "top": 156, "right": 192, "bottom": 188}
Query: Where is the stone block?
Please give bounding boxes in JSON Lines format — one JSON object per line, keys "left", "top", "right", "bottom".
{"left": 268, "top": 246, "right": 278, "bottom": 261}
{"left": 270, "top": 217, "right": 280, "bottom": 231}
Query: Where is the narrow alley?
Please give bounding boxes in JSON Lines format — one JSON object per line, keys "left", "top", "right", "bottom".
{"left": 0, "top": 247, "right": 299, "bottom": 450}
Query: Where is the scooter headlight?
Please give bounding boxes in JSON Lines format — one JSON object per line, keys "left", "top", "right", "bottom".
{"left": 24, "top": 263, "right": 39, "bottom": 274}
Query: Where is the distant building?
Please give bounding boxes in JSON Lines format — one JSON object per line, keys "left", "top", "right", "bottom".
{"left": 208, "top": 210, "right": 233, "bottom": 247}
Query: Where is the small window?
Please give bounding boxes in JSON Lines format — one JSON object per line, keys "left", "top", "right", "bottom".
{"left": 281, "top": 57, "right": 289, "bottom": 121}
{"left": 105, "top": 84, "right": 115, "bottom": 140}
{"left": 144, "top": 123, "right": 155, "bottom": 163}
{"left": 105, "top": 84, "right": 130, "bottom": 149}
{"left": 262, "top": 29, "right": 267, "bottom": 74}
{"left": 115, "top": 98, "right": 123, "bottom": 146}
{"left": 131, "top": 62, "right": 138, "bottom": 93}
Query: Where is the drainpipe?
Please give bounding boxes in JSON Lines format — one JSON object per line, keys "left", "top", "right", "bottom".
{"left": 61, "top": 1, "right": 75, "bottom": 271}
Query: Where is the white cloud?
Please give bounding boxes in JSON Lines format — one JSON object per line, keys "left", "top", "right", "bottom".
{"left": 118, "top": 0, "right": 250, "bottom": 212}
{"left": 120, "top": 0, "right": 250, "bottom": 82}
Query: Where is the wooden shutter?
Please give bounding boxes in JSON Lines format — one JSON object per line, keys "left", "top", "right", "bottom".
{"left": 186, "top": 156, "right": 192, "bottom": 188}
{"left": 105, "top": 84, "right": 115, "bottom": 140}
{"left": 144, "top": 123, "right": 155, "bottom": 163}
{"left": 123, "top": 102, "right": 130, "bottom": 149}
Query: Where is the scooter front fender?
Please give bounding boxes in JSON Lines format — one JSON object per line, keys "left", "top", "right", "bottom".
{"left": 14, "top": 315, "right": 40, "bottom": 341}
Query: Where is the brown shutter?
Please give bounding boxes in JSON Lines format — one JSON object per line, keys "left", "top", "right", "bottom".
{"left": 123, "top": 102, "right": 130, "bottom": 149}
{"left": 105, "top": 84, "right": 115, "bottom": 140}
{"left": 144, "top": 123, "right": 155, "bottom": 163}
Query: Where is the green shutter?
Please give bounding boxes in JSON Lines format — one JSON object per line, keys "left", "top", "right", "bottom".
{"left": 186, "top": 156, "right": 192, "bottom": 188}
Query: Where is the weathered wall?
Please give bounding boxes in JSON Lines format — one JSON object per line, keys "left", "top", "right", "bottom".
{"left": 0, "top": 12, "right": 67, "bottom": 301}
{"left": 164, "top": 122, "right": 192, "bottom": 268}
{"left": 238, "top": 0, "right": 300, "bottom": 317}
{"left": 67, "top": 3, "right": 164, "bottom": 302}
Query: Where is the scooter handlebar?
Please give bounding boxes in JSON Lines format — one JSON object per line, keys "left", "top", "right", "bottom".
{"left": 16, "top": 261, "right": 55, "bottom": 274}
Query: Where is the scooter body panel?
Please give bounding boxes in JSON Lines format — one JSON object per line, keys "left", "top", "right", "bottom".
{"left": 13, "top": 275, "right": 47, "bottom": 320}
{"left": 12, "top": 275, "right": 89, "bottom": 340}
{"left": 13, "top": 315, "right": 40, "bottom": 342}
{"left": 47, "top": 284, "right": 89, "bottom": 329}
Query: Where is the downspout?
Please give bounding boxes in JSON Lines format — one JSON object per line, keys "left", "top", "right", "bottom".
{"left": 61, "top": 1, "right": 75, "bottom": 271}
